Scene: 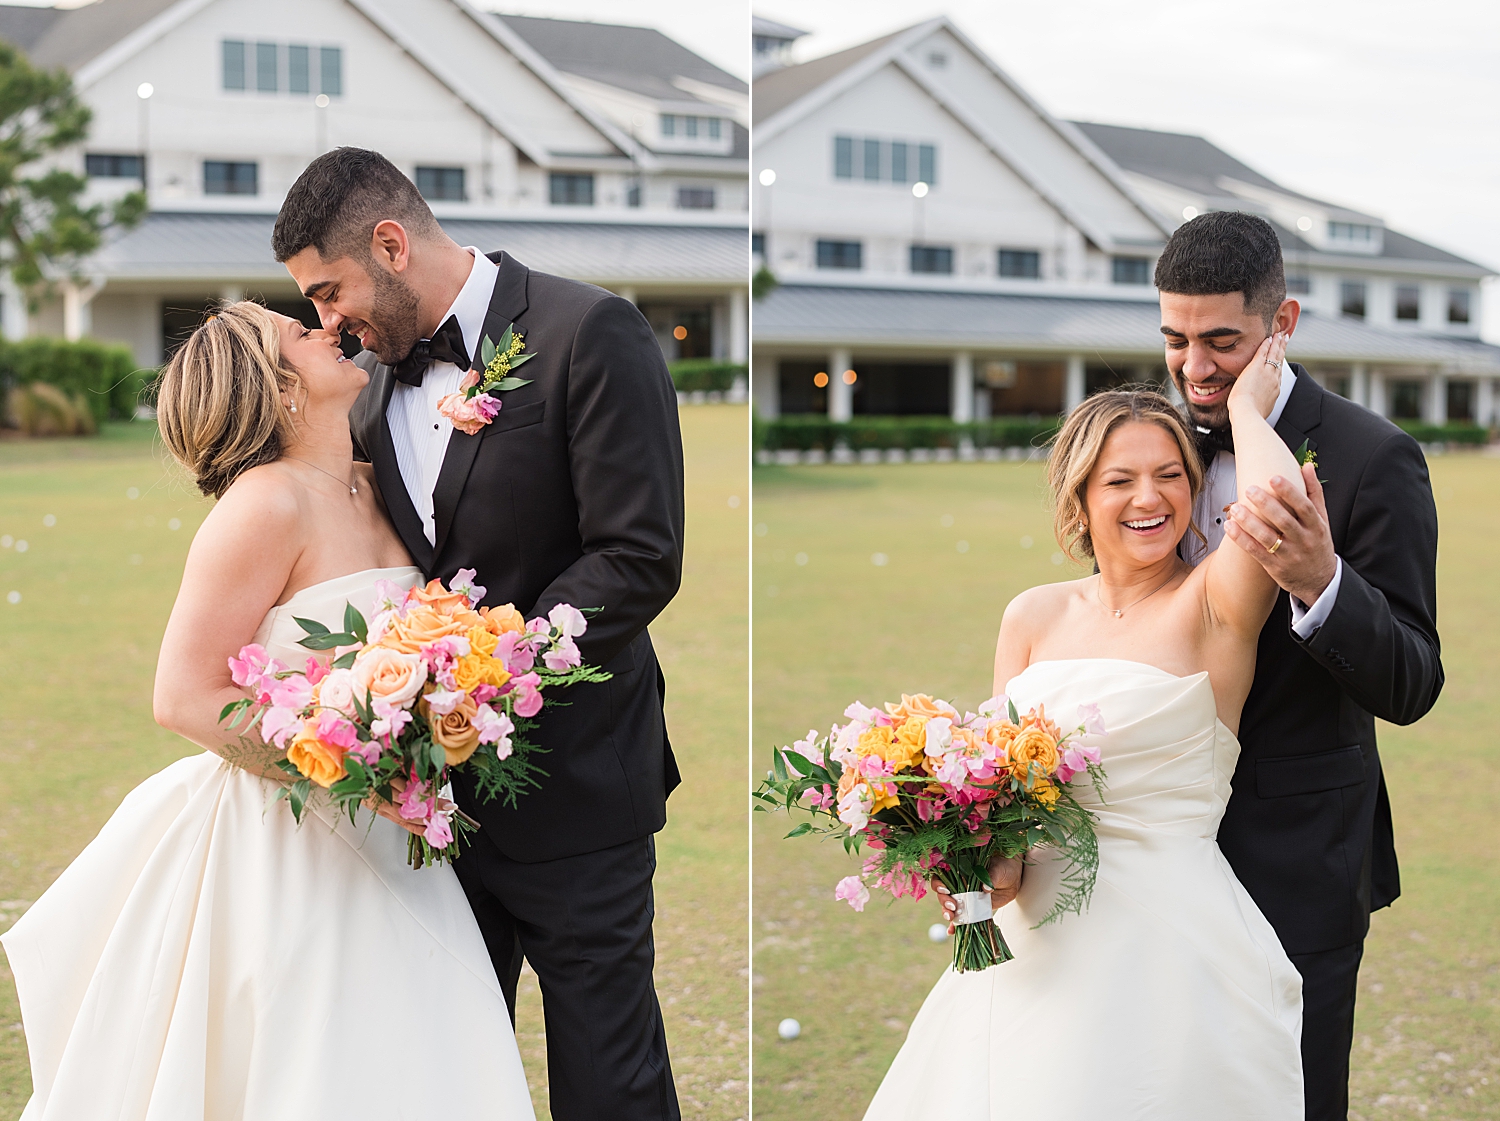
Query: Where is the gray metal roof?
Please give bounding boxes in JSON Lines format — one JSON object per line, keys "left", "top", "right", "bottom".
{"left": 494, "top": 13, "right": 745, "bottom": 103}
{"left": 752, "top": 26, "right": 905, "bottom": 124}
{"left": 0, "top": 4, "right": 63, "bottom": 52}
{"left": 85, "top": 211, "right": 747, "bottom": 286}
{"left": 753, "top": 16, "right": 808, "bottom": 41}
{"left": 754, "top": 284, "right": 1500, "bottom": 373}
{"left": 15, "top": 0, "right": 180, "bottom": 72}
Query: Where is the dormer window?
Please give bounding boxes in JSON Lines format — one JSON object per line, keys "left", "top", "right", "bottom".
{"left": 659, "top": 115, "right": 725, "bottom": 148}
{"left": 1328, "top": 221, "right": 1375, "bottom": 243}
{"left": 833, "top": 136, "right": 937, "bottom": 186}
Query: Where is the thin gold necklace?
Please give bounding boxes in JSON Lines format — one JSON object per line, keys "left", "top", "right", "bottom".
{"left": 1098, "top": 565, "right": 1181, "bottom": 619}
{"left": 284, "top": 456, "right": 357, "bottom": 496}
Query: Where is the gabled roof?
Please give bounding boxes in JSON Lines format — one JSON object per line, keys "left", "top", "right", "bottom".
{"left": 1074, "top": 120, "right": 1489, "bottom": 272}
{"left": 753, "top": 16, "right": 807, "bottom": 41}
{"left": 7, "top": 0, "right": 180, "bottom": 71}
{"left": 0, "top": 4, "right": 64, "bottom": 53}
{"left": 751, "top": 27, "right": 902, "bottom": 124}
{"left": 495, "top": 13, "right": 745, "bottom": 105}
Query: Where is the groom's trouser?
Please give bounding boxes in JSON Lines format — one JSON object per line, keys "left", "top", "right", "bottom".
{"left": 1289, "top": 940, "right": 1364, "bottom": 1121}
{"left": 454, "top": 827, "right": 680, "bottom": 1121}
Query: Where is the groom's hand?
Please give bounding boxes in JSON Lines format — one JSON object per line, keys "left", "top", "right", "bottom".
{"left": 1227, "top": 462, "right": 1338, "bottom": 606}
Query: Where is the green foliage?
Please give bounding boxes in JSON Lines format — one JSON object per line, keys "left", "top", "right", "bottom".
{"left": 0, "top": 41, "right": 144, "bottom": 298}
{"left": 0, "top": 335, "right": 146, "bottom": 424}
{"left": 669, "top": 358, "right": 746, "bottom": 394}
{"left": 1394, "top": 420, "right": 1490, "bottom": 446}
{"left": 752, "top": 265, "right": 779, "bottom": 301}
{"left": 758, "top": 414, "right": 1062, "bottom": 452}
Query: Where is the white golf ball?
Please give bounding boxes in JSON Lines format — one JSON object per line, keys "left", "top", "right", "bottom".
{"left": 777, "top": 1018, "right": 801, "bottom": 1041}
{"left": 928, "top": 923, "right": 951, "bottom": 943}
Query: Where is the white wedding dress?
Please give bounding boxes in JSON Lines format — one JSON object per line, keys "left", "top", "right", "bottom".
{"left": 863, "top": 659, "right": 1303, "bottom": 1120}
{"left": 2, "top": 567, "right": 535, "bottom": 1121}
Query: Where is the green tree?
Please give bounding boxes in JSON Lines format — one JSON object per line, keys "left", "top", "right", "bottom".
{"left": 0, "top": 40, "right": 144, "bottom": 302}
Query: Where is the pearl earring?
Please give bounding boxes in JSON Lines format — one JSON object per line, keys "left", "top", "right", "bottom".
{"left": 289, "top": 404, "right": 297, "bottom": 413}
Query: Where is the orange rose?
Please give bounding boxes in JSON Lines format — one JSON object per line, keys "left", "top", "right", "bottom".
{"left": 409, "top": 579, "right": 473, "bottom": 615}
{"left": 351, "top": 646, "right": 425, "bottom": 708}
{"left": 481, "top": 603, "right": 526, "bottom": 636}
{"left": 286, "top": 721, "right": 347, "bottom": 788}
{"left": 379, "top": 604, "right": 474, "bottom": 655}
{"left": 885, "top": 693, "right": 950, "bottom": 723}
{"left": 1009, "top": 726, "right": 1060, "bottom": 782}
{"left": 428, "top": 693, "right": 480, "bottom": 765}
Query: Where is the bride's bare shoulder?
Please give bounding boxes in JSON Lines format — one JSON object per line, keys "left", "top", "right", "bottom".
{"left": 190, "top": 462, "right": 306, "bottom": 562}
{"left": 1003, "top": 578, "right": 1085, "bottom": 626}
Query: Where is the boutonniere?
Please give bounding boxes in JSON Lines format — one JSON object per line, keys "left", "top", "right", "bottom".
{"left": 1295, "top": 439, "right": 1328, "bottom": 484}
{"left": 437, "top": 323, "right": 536, "bottom": 435}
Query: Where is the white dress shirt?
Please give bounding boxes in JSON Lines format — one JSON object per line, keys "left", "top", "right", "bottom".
{"left": 1183, "top": 361, "right": 1343, "bottom": 638}
{"left": 385, "top": 248, "right": 499, "bottom": 546}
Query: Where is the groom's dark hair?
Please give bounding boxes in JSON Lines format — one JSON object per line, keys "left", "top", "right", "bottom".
{"left": 1153, "top": 211, "right": 1286, "bottom": 325}
{"left": 272, "top": 147, "right": 443, "bottom": 264}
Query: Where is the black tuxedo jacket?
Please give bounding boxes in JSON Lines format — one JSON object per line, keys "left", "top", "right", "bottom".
{"left": 1216, "top": 363, "right": 1442, "bottom": 956}
{"left": 351, "top": 252, "right": 685, "bottom": 863}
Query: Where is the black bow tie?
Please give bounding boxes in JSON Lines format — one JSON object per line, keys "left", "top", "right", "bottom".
{"left": 391, "top": 316, "right": 470, "bottom": 387}
{"left": 1194, "top": 424, "right": 1234, "bottom": 463}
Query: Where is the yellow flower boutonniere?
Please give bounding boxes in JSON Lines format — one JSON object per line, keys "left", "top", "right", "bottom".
{"left": 436, "top": 322, "right": 537, "bottom": 436}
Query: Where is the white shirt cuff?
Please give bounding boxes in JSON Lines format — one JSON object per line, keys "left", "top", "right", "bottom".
{"left": 1290, "top": 556, "right": 1343, "bottom": 639}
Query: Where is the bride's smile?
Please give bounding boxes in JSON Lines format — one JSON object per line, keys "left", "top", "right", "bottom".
{"left": 1083, "top": 421, "right": 1193, "bottom": 569}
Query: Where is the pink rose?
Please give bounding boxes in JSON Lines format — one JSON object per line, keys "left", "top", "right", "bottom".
{"left": 351, "top": 646, "right": 426, "bottom": 710}
{"left": 436, "top": 380, "right": 502, "bottom": 436}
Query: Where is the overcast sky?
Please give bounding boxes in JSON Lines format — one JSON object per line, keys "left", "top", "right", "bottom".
{"left": 758, "top": 0, "right": 1500, "bottom": 338}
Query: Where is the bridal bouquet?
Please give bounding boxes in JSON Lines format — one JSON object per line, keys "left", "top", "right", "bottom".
{"left": 755, "top": 693, "right": 1107, "bottom": 971}
{"left": 222, "top": 570, "right": 609, "bottom": 867}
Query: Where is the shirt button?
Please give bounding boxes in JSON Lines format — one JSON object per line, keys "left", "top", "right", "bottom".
{"left": 433, "top": 423, "right": 439, "bottom": 430}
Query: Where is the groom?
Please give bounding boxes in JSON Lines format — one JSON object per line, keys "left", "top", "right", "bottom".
{"left": 273, "top": 148, "right": 685, "bottom": 1120}
{"left": 1157, "top": 212, "right": 1442, "bottom": 1121}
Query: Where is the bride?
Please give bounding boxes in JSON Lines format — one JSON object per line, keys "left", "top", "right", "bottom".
{"left": 1, "top": 303, "right": 535, "bottom": 1119}
{"left": 863, "top": 334, "right": 1304, "bottom": 1119}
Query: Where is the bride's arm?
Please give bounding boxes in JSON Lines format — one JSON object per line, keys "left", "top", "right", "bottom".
{"left": 152, "top": 473, "right": 303, "bottom": 775}
{"left": 1201, "top": 333, "right": 1304, "bottom": 637}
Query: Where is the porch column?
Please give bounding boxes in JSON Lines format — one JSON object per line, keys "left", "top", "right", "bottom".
{"left": 1367, "top": 370, "right": 1387, "bottom": 417}
{"left": 950, "top": 351, "right": 973, "bottom": 423}
{"left": 1350, "top": 363, "right": 1369, "bottom": 410}
{"left": 729, "top": 287, "right": 748, "bottom": 364}
{"left": 752, "top": 350, "right": 778, "bottom": 419}
{"left": 1064, "top": 354, "right": 1086, "bottom": 414}
{"left": 1425, "top": 372, "right": 1447, "bottom": 425}
{"left": 1476, "top": 377, "right": 1495, "bottom": 428}
{"left": 62, "top": 279, "right": 104, "bottom": 341}
{"left": 828, "top": 347, "right": 853, "bottom": 423}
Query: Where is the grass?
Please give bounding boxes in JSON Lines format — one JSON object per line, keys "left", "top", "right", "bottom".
{"left": 0, "top": 406, "right": 749, "bottom": 1121}
{"left": 751, "top": 454, "right": 1500, "bottom": 1120}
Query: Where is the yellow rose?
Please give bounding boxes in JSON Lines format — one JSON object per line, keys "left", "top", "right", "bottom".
{"left": 380, "top": 604, "right": 474, "bottom": 655}
{"left": 857, "top": 723, "right": 895, "bottom": 759}
{"left": 868, "top": 779, "right": 900, "bottom": 813}
{"left": 286, "top": 721, "right": 346, "bottom": 788}
{"left": 350, "top": 646, "right": 425, "bottom": 709}
{"left": 452, "top": 654, "right": 487, "bottom": 693}
{"left": 1030, "top": 778, "right": 1060, "bottom": 807}
{"left": 467, "top": 625, "right": 499, "bottom": 657}
{"left": 428, "top": 693, "right": 480, "bottom": 765}
{"left": 481, "top": 603, "right": 526, "bottom": 636}
{"left": 887, "top": 716, "right": 928, "bottom": 771}
{"left": 1010, "top": 726, "right": 1061, "bottom": 782}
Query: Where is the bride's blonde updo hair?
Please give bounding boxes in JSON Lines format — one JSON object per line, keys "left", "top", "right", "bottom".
{"left": 156, "top": 302, "right": 304, "bottom": 498}
{"left": 1046, "top": 386, "right": 1204, "bottom": 561}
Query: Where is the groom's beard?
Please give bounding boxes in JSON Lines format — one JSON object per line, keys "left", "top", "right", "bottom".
{"left": 1171, "top": 367, "right": 1236, "bottom": 430}
{"left": 358, "top": 266, "right": 424, "bottom": 366}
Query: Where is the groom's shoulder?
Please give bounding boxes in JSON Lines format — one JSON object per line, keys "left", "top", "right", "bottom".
{"left": 1301, "top": 374, "right": 1421, "bottom": 465}
{"left": 519, "top": 265, "right": 626, "bottom": 322}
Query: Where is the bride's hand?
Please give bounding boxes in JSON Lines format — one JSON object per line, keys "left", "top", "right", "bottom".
{"left": 1227, "top": 332, "right": 1287, "bottom": 420}
{"left": 366, "top": 777, "right": 455, "bottom": 837}
{"left": 932, "top": 853, "right": 1025, "bottom": 930}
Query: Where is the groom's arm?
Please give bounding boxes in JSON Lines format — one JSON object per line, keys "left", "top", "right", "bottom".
{"left": 1297, "top": 431, "right": 1442, "bottom": 725}
{"left": 530, "top": 295, "right": 685, "bottom": 667}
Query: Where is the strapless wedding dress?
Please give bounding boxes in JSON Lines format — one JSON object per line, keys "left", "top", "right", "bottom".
{"left": 2, "top": 567, "right": 534, "bottom": 1121}
{"left": 863, "top": 659, "right": 1303, "bottom": 1120}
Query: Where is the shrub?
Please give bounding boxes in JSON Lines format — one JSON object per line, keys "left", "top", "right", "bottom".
{"left": 758, "top": 414, "right": 1062, "bottom": 452}
{"left": 669, "top": 359, "right": 745, "bottom": 394}
{"left": 4, "top": 381, "right": 96, "bottom": 435}
{"left": 1393, "top": 420, "right": 1490, "bottom": 446}
{"left": 0, "top": 336, "right": 146, "bottom": 425}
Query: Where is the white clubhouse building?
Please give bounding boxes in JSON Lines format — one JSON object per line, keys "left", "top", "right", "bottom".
{"left": 0, "top": 0, "right": 748, "bottom": 368}
{"left": 751, "top": 16, "right": 1499, "bottom": 427}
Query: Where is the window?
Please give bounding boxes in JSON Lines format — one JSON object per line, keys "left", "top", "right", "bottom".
{"left": 288, "top": 45, "right": 310, "bottom": 94}
{"left": 890, "top": 141, "right": 909, "bottom": 183}
{"left": 415, "top": 166, "right": 465, "bottom": 202}
{"left": 320, "top": 46, "right": 342, "bottom": 97}
{"left": 752, "top": 232, "right": 765, "bottom": 257}
{"left": 833, "top": 136, "right": 853, "bottom": 179}
{"left": 1329, "top": 221, "right": 1375, "bottom": 243}
{"left": 676, "top": 186, "right": 715, "bottom": 210}
{"left": 204, "top": 161, "right": 258, "bottom": 196}
{"left": 1447, "top": 380, "right": 1474, "bottom": 422}
{"left": 1340, "top": 280, "right": 1366, "bottom": 319}
{"left": 1395, "top": 284, "right": 1421, "bottom": 321}
{"left": 816, "top": 239, "right": 862, "bottom": 270}
{"left": 1285, "top": 273, "right": 1311, "bottom": 295}
{"left": 256, "top": 42, "right": 278, "bottom": 92}
{"left": 862, "top": 138, "right": 881, "bottom": 181}
{"left": 685, "top": 116, "right": 698, "bottom": 138}
{"left": 918, "top": 144, "right": 936, "bottom": 185}
{"left": 86, "top": 153, "right": 143, "bottom": 179}
{"left": 1112, "top": 257, "right": 1150, "bottom": 285}
{"left": 549, "top": 172, "right": 594, "bottom": 206}
{"left": 998, "top": 249, "right": 1040, "bottom": 279}
{"left": 661, "top": 114, "right": 676, "bottom": 137}
{"left": 222, "top": 40, "right": 246, "bottom": 90}
{"left": 707, "top": 118, "right": 721, "bottom": 140}
{"left": 626, "top": 180, "right": 641, "bottom": 208}
{"left": 910, "top": 245, "right": 953, "bottom": 274}
{"left": 1390, "top": 380, "right": 1423, "bottom": 420}
{"left": 1449, "top": 288, "right": 1471, "bottom": 324}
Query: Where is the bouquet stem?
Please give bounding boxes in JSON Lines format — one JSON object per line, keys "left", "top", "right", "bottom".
{"left": 938, "top": 865, "right": 1014, "bottom": 972}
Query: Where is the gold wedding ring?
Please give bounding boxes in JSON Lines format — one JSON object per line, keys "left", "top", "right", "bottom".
{"left": 1268, "top": 536, "right": 1283, "bottom": 555}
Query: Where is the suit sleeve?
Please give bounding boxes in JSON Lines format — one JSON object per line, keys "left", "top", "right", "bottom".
{"left": 530, "top": 295, "right": 685, "bottom": 667}
{"left": 1296, "top": 430, "right": 1442, "bottom": 725}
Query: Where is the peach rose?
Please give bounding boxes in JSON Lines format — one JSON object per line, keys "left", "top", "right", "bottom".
{"left": 315, "top": 667, "right": 358, "bottom": 715}
{"left": 481, "top": 603, "right": 526, "bottom": 636}
{"left": 429, "top": 693, "right": 480, "bottom": 765}
{"left": 351, "top": 646, "right": 425, "bottom": 709}
{"left": 379, "top": 604, "right": 474, "bottom": 654}
{"left": 1009, "top": 727, "right": 1060, "bottom": 782}
{"left": 286, "top": 721, "right": 346, "bottom": 788}
{"left": 885, "top": 693, "right": 951, "bottom": 723}
{"left": 409, "top": 579, "right": 473, "bottom": 615}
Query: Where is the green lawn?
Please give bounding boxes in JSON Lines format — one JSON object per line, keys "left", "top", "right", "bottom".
{"left": 751, "top": 454, "right": 1500, "bottom": 1121}
{"left": 0, "top": 405, "right": 748, "bottom": 1121}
